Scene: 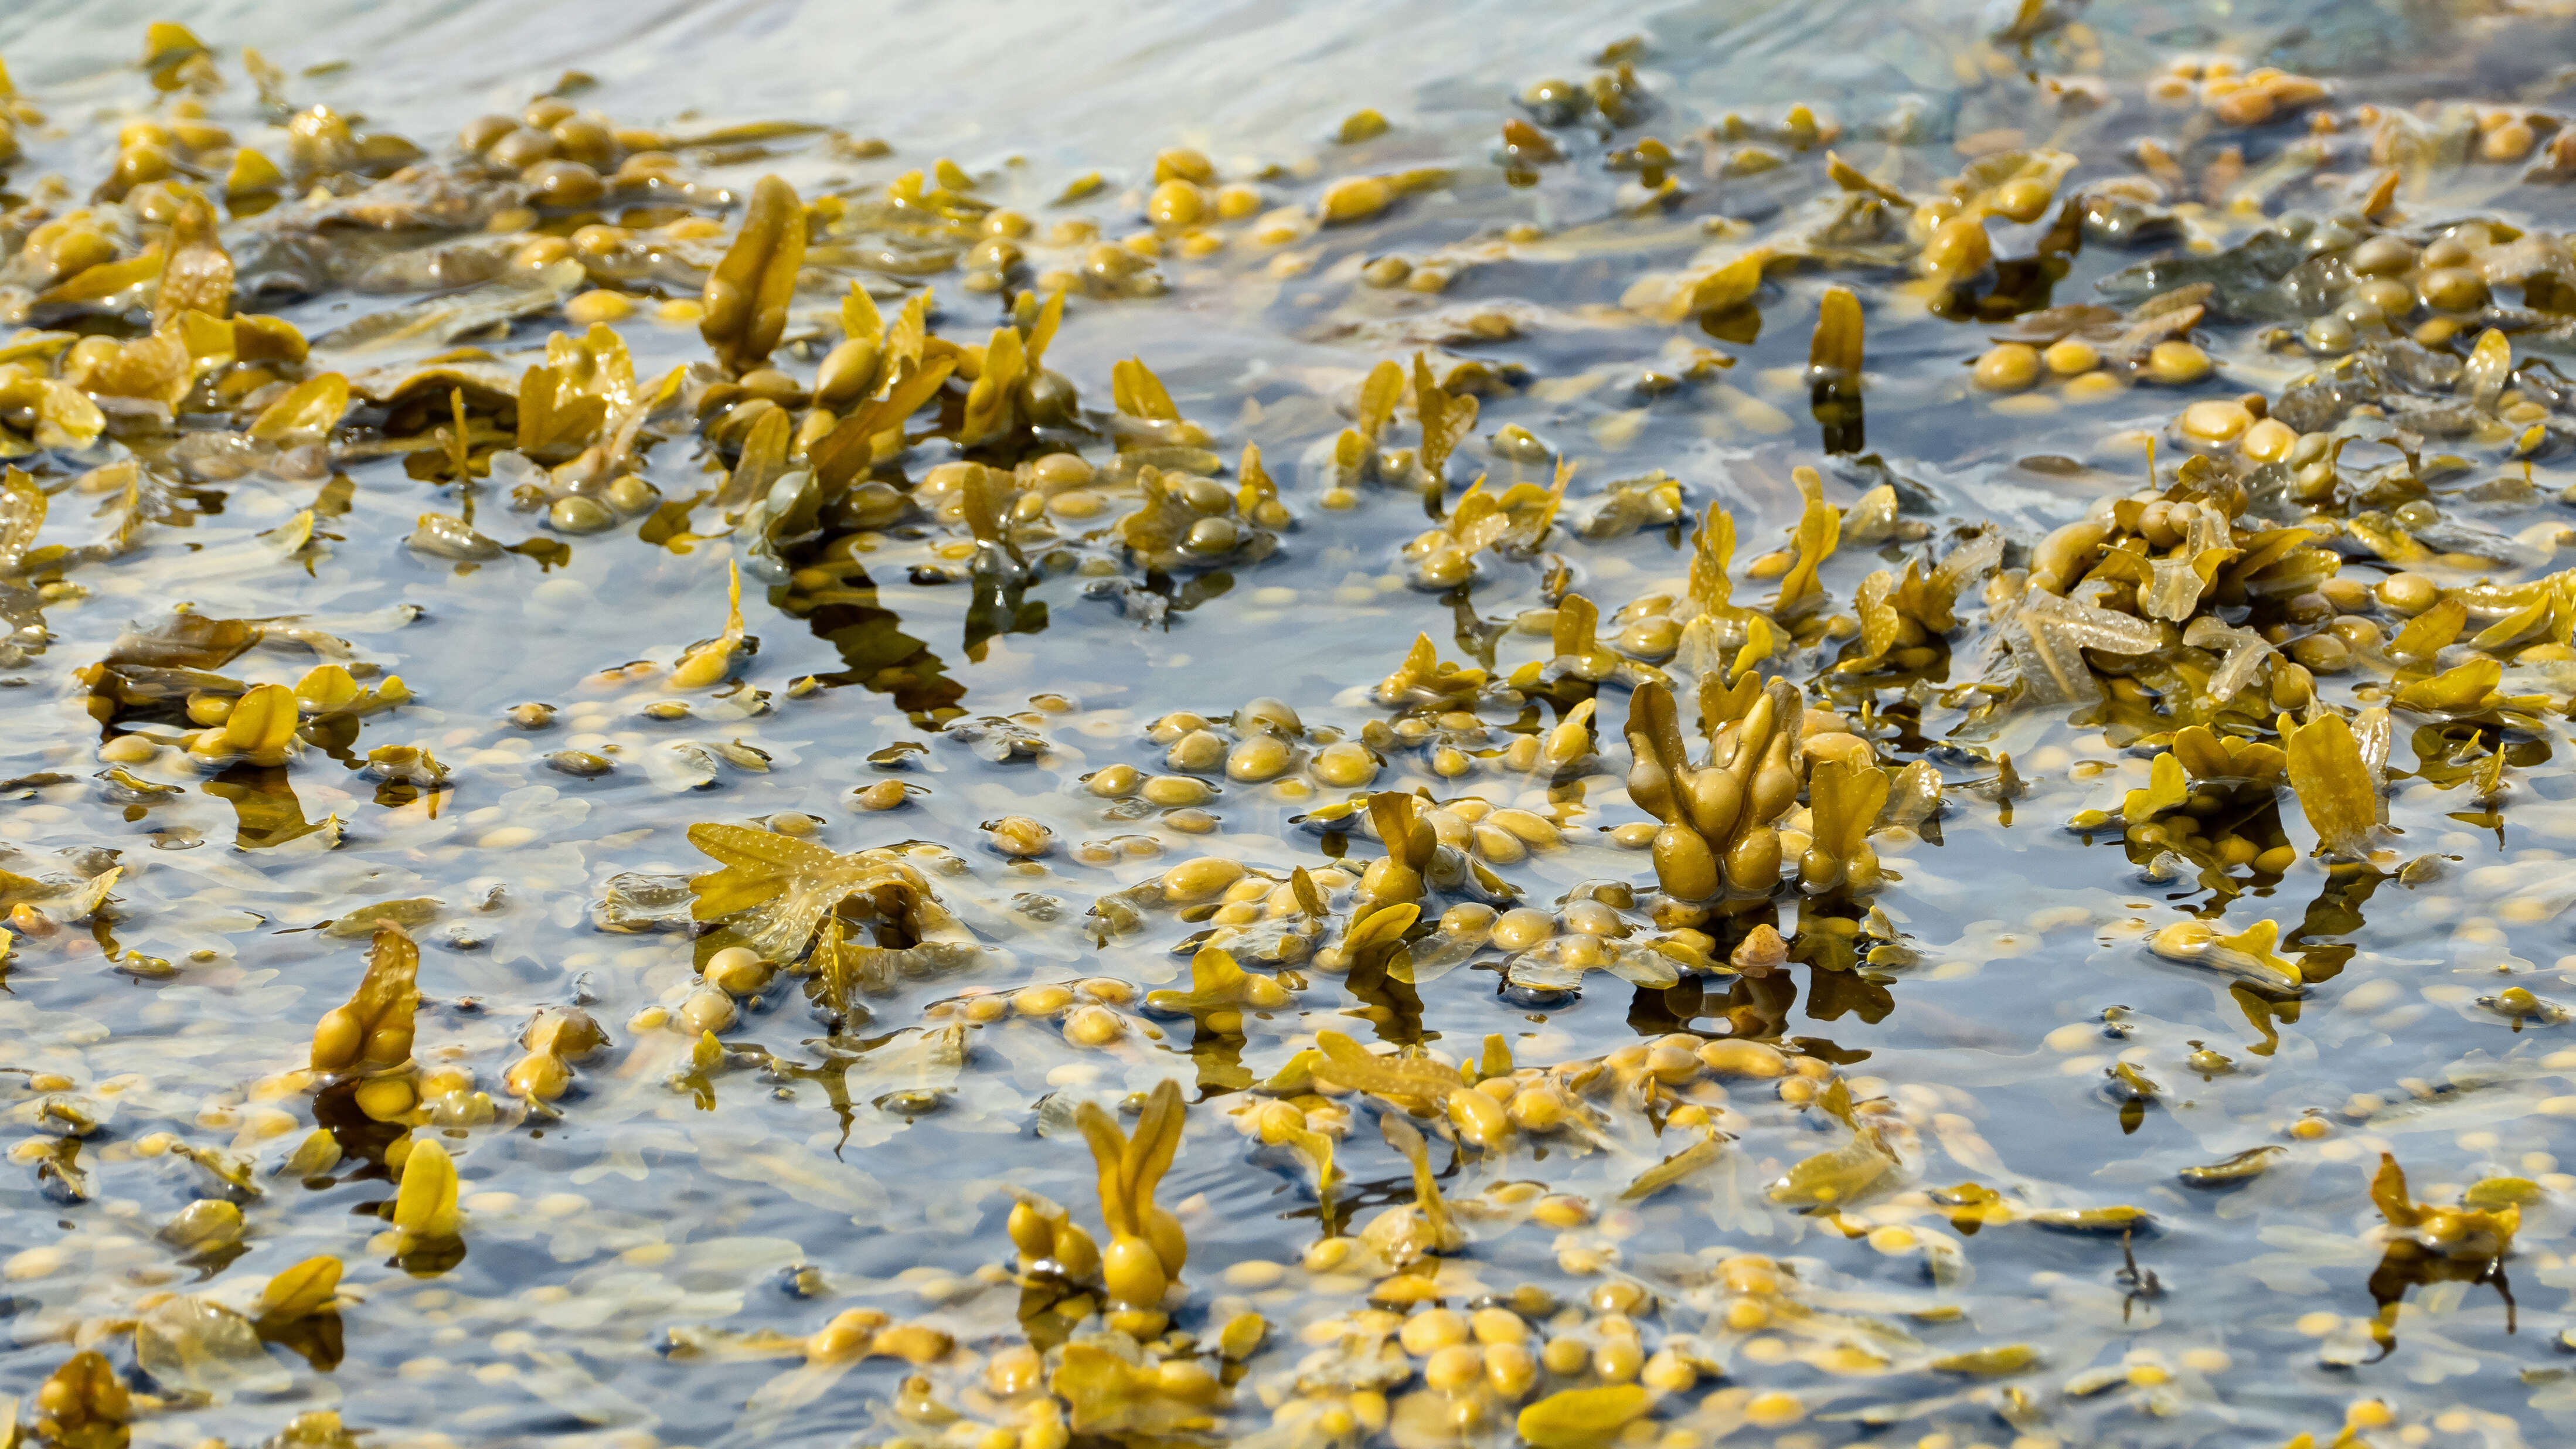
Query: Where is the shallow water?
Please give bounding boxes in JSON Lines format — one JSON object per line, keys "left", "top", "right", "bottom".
{"left": 2, "top": 4, "right": 2576, "bottom": 1449}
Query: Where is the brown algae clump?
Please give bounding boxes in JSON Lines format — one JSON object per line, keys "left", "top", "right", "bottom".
{"left": 2, "top": 12, "right": 2576, "bottom": 1447}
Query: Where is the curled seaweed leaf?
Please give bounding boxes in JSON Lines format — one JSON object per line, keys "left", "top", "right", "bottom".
{"left": 1774, "top": 466, "right": 1840, "bottom": 616}
{"left": 671, "top": 563, "right": 748, "bottom": 688}
{"left": 701, "top": 175, "right": 806, "bottom": 374}
{"left": 1685, "top": 501, "right": 1740, "bottom": 621}
{"left": 1376, "top": 1110, "right": 1464, "bottom": 1252}
{"left": 1411, "top": 351, "right": 1478, "bottom": 487}
{"left": 2389, "top": 597, "right": 2465, "bottom": 662}
{"left": 1769, "top": 1084, "right": 1897, "bottom": 1207}
{"left": 1359, "top": 794, "right": 1437, "bottom": 904}
{"left": 1111, "top": 357, "right": 1178, "bottom": 421}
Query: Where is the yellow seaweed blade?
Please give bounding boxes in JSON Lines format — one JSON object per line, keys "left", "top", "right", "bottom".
{"left": 670, "top": 562, "right": 747, "bottom": 688}
{"left": 1145, "top": 947, "right": 1248, "bottom": 1013}
{"left": 2388, "top": 597, "right": 2465, "bottom": 659}
{"left": 877, "top": 290, "right": 928, "bottom": 378}
{"left": 1290, "top": 868, "right": 1327, "bottom": 919}
{"left": 392, "top": 1138, "right": 461, "bottom": 1239}
{"left": 1811, "top": 757, "right": 1891, "bottom": 858}
{"left": 1378, "top": 1110, "right": 1456, "bottom": 1247}
{"left": 2211, "top": 919, "right": 2303, "bottom": 991}
{"left": 814, "top": 355, "right": 956, "bottom": 490}
{"left": 1312, "top": 1029, "right": 1455, "bottom": 1106}
{"left": 2391, "top": 658, "right": 2500, "bottom": 715}
{"left": 840, "top": 281, "right": 884, "bottom": 344}
{"left": 1621, "top": 1132, "right": 1724, "bottom": 1200}
{"left": 142, "top": 22, "right": 206, "bottom": 67}
{"left": 1020, "top": 286, "right": 1067, "bottom": 371}
{"left": 1411, "top": 351, "right": 1476, "bottom": 482}
{"left": 309, "top": 925, "right": 421, "bottom": 1073}
{"left": 1050, "top": 1340, "right": 1169, "bottom": 1435}
{"left": 40, "top": 245, "right": 164, "bottom": 307}
{"left": 958, "top": 324, "right": 1024, "bottom": 447}
{"left": 1825, "top": 150, "right": 1909, "bottom": 203}
{"left": 1931, "top": 1343, "right": 2039, "bottom": 1375}
{"left": 683, "top": 821, "right": 843, "bottom": 921}
{"left": 2169, "top": 725, "right": 2227, "bottom": 780}
{"left": 248, "top": 373, "right": 351, "bottom": 441}
{"left": 2121, "top": 752, "right": 2187, "bottom": 825}
{"left": 223, "top": 683, "right": 300, "bottom": 754}
{"left": 1236, "top": 443, "right": 1275, "bottom": 515}
{"left": 716, "top": 404, "right": 789, "bottom": 512}
{"left": 1356, "top": 359, "right": 1404, "bottom": 440}
{"left": 1769, "top": 1136, "right": 1895, "bottom": 1206}
{"left": 1111, "top": 357, "right": 1178, "bottom": 420}
{"left": 1843, "top": 569, "right": 1900, "bottom": 670}
{"left": 1689, "top": 503, "right": 1740, "bottom": 619}
{"left": 226, "top": 147, "right": 285, "bottom": 198}
{"left": 699, "top": 175, "right": 805, "bottom": 373}
{"left": 1517, "top": 1385, "right": 1651, "bottom": 1449}
{"left": 1122, "top": 1079, "right": 1186, "bottom": 1247}
{"left": 294, "top": 664, "right": 358, "bottom": 713}
{"left": 1776, "top": 466, "right": 1841, "bottom": 613}
{"left": 1074, "top": 1100, "right": 1136, "bottom": 1239}
{"left": 1280, "top": 1123, "right": 1336, "bottom": 1194}
{"left": 1681, "top": 251, "right": 1764, "bottom": 318}
{"left": 258, "top": 1256, "right": 343, "bottom": 1319}
{"left": 1810, "top": 285, "right": 1863, "bottom": 377}
{"left": 2370, "top": 1152, "right": 2421, "bottom": 1229}
{"left": 2469, "top": 594, "right": 2550, "bottom": 653}
{"left": 1551, "top": 593, "right": 1599, "bottom": 658}
{"left": 1733, "top": 614, "right": 1778, "bottom": 682}
{"left": 2284, "top": 714, "right": 2378, "bottom": 860}
{"left": 154, "top": 193, "right": 233, "bottom": 328}
{"left": 1342, "top": 900, "right": 1421, "bottom": 956}
{"left": 0, "top": 467, "right": 45, "bottom": 562}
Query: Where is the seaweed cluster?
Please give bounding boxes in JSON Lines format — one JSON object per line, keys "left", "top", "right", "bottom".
{"left": 8, "top": 7, "right": 2576, "bottom": 1449}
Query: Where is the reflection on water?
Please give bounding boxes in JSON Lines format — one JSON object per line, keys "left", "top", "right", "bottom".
{"left": 0, "top": 1, "right": 2574, "bottom": 1447}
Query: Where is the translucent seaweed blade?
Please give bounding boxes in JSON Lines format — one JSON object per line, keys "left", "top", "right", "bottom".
{"left": 2285, "top": 715, "right": 2380, "bottom": 860}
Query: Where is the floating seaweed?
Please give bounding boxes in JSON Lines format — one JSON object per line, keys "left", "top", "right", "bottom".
{"left": 0, "top": 13, "right": 2571, "bottom": 1449}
